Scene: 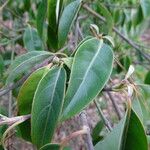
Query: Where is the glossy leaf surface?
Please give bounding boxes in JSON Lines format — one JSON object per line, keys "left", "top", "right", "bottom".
{"left": 31, "top": 66, "right": 66, "bottom": 148}
{"left": 61, "top": 38, "right": 114, "bottom": 121}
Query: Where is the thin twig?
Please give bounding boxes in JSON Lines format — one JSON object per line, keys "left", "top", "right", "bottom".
{"left": 82, "top": 4, "right": 150, "bottom": 63}
{"left": 60, "top": 129, "right": 87, "bottom": 148}
{"left": 0, "top": 114, "right": 31, "bottom": 126}
{"left": 79, "top": 111, "right": 94, "bottom": 150}
{"left": 94, "top": 100, "right": 112, "bottom": 131}
{"left": 107, "top": 92, "right": 122, "bottom": 120}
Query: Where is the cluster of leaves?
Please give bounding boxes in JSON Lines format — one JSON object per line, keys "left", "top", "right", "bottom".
{"left": 0, "top": 0, "right": 150, "bottom": 150}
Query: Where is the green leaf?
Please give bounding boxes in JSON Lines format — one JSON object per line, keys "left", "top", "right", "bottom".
{"left": 6, "top": 51, "right": 52, "bottom": 84}
{"left": 0, "top": 55, "right": 4, "bottom": 76}
{"left": 23, "top": 26, "right": 44, "bottom": 51}
{"left": 47, "top": 0, "right": 63, "bottom": 50}
{"left": 133, "top": 5, "right": 144, "bottom": 27}
{"left": 58, "top": 0, "right": 82, "bottom": 48}
{"left": 144, "top": 71, "right": 150, "bottom": 85}
{"left": 92, "top": 121, "right": 104, "bottom": 145}
{"left": 31, "top": 66, "right": 66, "bottom": 148}
{"left": 97, "top": 3, "right": 114, "bottom": 33}
{"left": 61, "top": 38, "right": 114, "bottom": 121}
{"left": 132, "top": 99, "right": 143, "bottom": 122}
{"left": 138, "top": 84, "right": 150, "bottom": 124}
{"left": 95, "top": 108, "right": 148, "bottom": 150}
{"left": 40, "top": 144, "right": 60, "bottom": 150}
{"left": 17, "top": 66, "right": 50, "bottom": 141}
{"left": 123, "top": 110, "right": 148, "bottom": 150}
{"left": 37, "top": 0, "right": 47, "bottom": 37}
{"left": 141, "top": 0, "right": 150, "bottom": 18}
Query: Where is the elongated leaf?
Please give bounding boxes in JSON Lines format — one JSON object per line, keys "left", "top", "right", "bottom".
{"left": 37, "top": 0, "right": 47, "bottom": 37}
{"left": 144, "top": 71, "right": 150, "bottom": 84}
{"left": 48, "top": 0, "right": 57, "bottom": 30}
{"left": 92, "top": 121, "right": 104, "bottom": 145}
{"left": 141, "top": 0, "right": 150, "bottom": 18}
{"left": 47, "top": 0, "right": 63, "bottom": 50}
{"left": 97, "top": 3, "right": 114, "bottom": 33}
{"left": 23, "top": 27, "right": 44, "bottom": 51}
{"left": 6, "top": 51, "right": 52, "bottom": 84}
{"left": 61, "top": 38, "right": 113, "bottom": 121}
{"left": 17, "top": 67, "right": 50, "bottom": 141}
{"left": 133, "top": 5, "right": 144, "bottom": 27}
{"left": 58, "top": 0, "right": 82, "bottom": 48}
{"left": 132, "top": 99, "right": 143, "bottom": 122}
{"left": 0, "top": 55, "right": 4, "bottom": 76}
{"left": 31, "top": 66, "right": 66, "bottom": 148}
{"left": 95, "top": 108, "right": 148, "bottom": 150}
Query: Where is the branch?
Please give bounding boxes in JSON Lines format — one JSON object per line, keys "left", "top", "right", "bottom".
{"left": 0, "top": 114, "right": 31, "bottom": 126}
{"left": 60, "top": 129, "right": 87, "bottom": 148}
{"left": 94, "top": 100, "right": 112, "bottom": 131}
{"left": 107, "top": 92, "right": 122, "bottom": 120}
{"left": 82, "top": 4, "right": 150, "bottom": 63}
{"left": 79, "top": 111, "right": 94, "bottom": 150}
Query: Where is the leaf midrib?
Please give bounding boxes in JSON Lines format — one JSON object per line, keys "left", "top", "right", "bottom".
{"left": 65, "top": 40, "right": 103, "bottom": 110}
{"left": 41, "top": 68, "right": 61, "bottom": 145}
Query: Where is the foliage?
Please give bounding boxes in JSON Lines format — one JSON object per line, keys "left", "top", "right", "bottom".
{"left": 0, "top": 0, "right": 150, "bottom": 149}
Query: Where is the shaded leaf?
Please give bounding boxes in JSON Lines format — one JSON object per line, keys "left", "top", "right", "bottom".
{"left": 92, "top": 121, "right": 104, "bottom": 145}
{"left": 97, "top": 3, "right": 114, "bottom": 33}
{"left": 47, "top": 0, "right": 63, "bottom": 50}
{"left": 23, "top": 27, "right": 44, "bottom": 51}
{"left": 6, "top": 51, "right": 52, "bottom": 84}
{"left": 0, "top": 55, "right": 4, "bottom": 76}
{"left": 132, "top": 98, "right": 143, "bottom": 122}
{"left": 31, "top": 66, "right": 66, "bottom": 148}
{"left": 58, "top": 0, "right": 82, "bottom": 48}
{"left": 95, "top": 108, "right": 148, "bottom": 150}
{"left": 17, "top": 66, "right": 50, "bottom": 141}
{"left": 37, "top": 0, "right": 47, "bottom": 37}
{"left": 61, "top": 38, "right": 113, "bottom": 121}
{"left": 141, "top": 0, "right": 150, "bottom": 18}
{"left": 144, "top": 71, "right": 150, "bottom": 85}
